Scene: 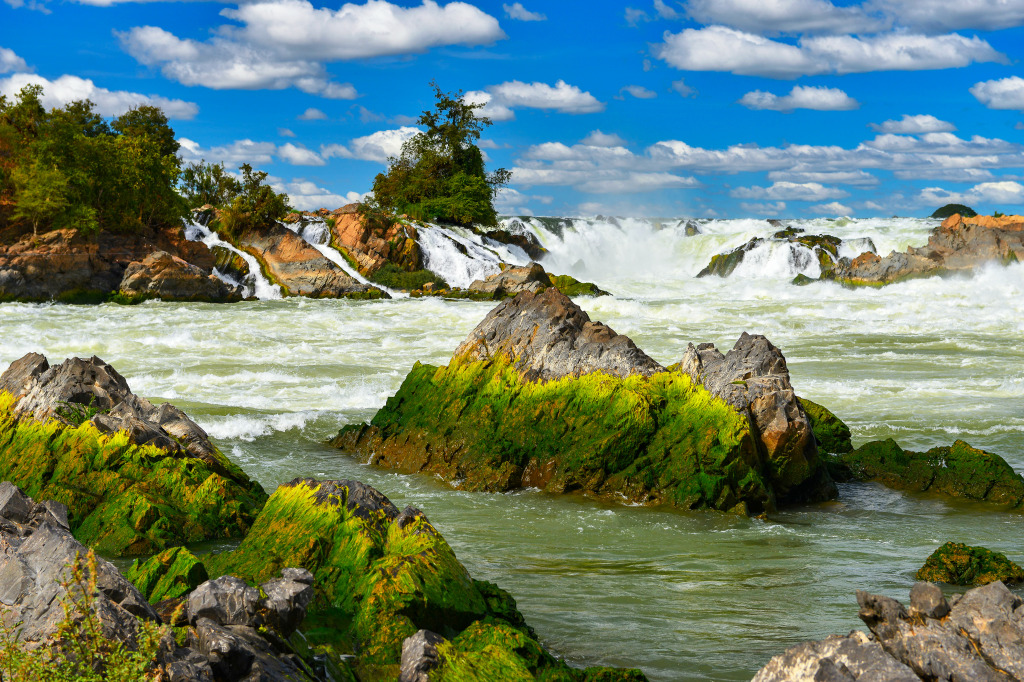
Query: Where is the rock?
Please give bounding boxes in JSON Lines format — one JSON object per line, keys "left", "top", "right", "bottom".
{"left": 835, "top": 438, "right": 1024, "bottom": 507}
{"left": 335, "top": 291, "right": 830, "bottom": 514}
{"left": 679, "top": 334, "right": 837, "bottom": 504}
{"left": 259, "top": 569, "right": 315, "bottom": 637}
{"left": 682, "top": 220, "right": 701, "bottom": 236}
{"left": 235, "top": 221, "right": 387, "bottom": 299}
{"left": 118, "top": 250, "right": 242, "bottom": 302}
{"left": 546, "top": 272, "right": 609, "bottom": 297}
{"left": 329, "top": 208, "right": 423, "bottom": 276}
{"left": 798, "top": 397, "right": 853, "bottom": 454}
{"left": 829, "top": 213, "right": 1024, "bottom": 286}
{"left": 188, "top": 576, "right": 263, "bottom": 627}
{"left": 483, "top": 222, "right": 547, "bottom": 260}
{"left": 468, "top": 262, "right": 551, "bottom": 297}
{"left": 210, "top": 244, "right": 251, "bottom": 283}
{"left": 125, "top": 546, "right": 210, "bottom": 603}
{"left": 698, "top": 231, "right": 849, "bottom": 278}
{"left": 917, "top": 542, "right": 1024, "bottom": 586}
{"left": 755, "top": 581, "right": 1024, "bottom": 681}
{"left": 0, "top": 353, "right": 267, "bottom": 555}
{"left": 400, "top": 630, "right": 446, "bottom": 682}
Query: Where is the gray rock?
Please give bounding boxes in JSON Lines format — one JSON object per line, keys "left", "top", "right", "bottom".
{"left": 259, "top": 573, "right": 314, "bottom": 637}
{"left": 908, "top": 582, "right": 949, "bottom": 620}
{"left": 468, "top": 263, "right": 550, "bottom": 296}
{"left": 454, "top": 287, "right": 664, "bottom": 382}
{"left": 119, "top": 250, "right": 242, "bottom": 302}
{"left": 752, "top": 631, "right": 919, "bottom": 681}
{"left": 0, "top": 480, "right": 34, "bottom": 524}
{"left": 192, "top": 617, "right": 315, "bottom": 682}
{"left": 188, "top": 576, "right": 263, "bottom": 628}
{"left": 281, "top": 567, "right": 314, "bottom": 585}
{"left": 400, "top": 629, "right": 447, "bottom": 682}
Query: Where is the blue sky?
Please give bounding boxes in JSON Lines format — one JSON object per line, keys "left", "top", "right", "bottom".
{"left": 3, "top": 0, "right": 1024, "bottom": 218}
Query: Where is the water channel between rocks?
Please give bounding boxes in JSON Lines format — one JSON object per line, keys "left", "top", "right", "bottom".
{"left": 1, "top": 216, "right": 1022, "bottom": 681}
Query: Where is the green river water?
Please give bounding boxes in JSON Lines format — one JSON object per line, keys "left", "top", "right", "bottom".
{"left": 1, "top": 216, "right": 1021, "bottom": 680}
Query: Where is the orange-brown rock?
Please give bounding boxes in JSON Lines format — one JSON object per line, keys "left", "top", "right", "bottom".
{"left": 119, "top": 251, "right": 242, "bottom": 302}
{"left": 329, "top": 209, "right": 420, "bottom": 276}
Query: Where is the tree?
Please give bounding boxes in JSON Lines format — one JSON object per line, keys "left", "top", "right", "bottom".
{"left": 179, "top": 160, "right": 242, "bottom": 209}
{"left": 371, "top": 82, "right": 511, "bottom": 227}
{"left": 11, "top": 161, "right": 69, "bottom": 237}
{"left": 112, "top": 105, "right": 179, "bottom": 158}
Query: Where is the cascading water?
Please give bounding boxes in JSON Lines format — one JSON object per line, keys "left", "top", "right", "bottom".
{"left": 417, "top": 223, "right": 531, "bottom": 289}
{"left": 183, "top": 221, "right": 282, "bottom": 300}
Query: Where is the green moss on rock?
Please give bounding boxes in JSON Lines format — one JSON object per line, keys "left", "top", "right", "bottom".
{"left": 0, "top": 392, "right": 268, "bottom": 556}
{"left": 125, "top": 546, "right": 209, "bottom": 603}
{"left": 835, "top": 438, "right": 1024, "bottom": 507}
{"left": 917, "top": 542, "right": 1024, "bottom": 586}
{"left": 798, "top": 398, "right": 853, "bottom": 454}
{"left": 547, "top": 274, "right": 609, "bottom": 297}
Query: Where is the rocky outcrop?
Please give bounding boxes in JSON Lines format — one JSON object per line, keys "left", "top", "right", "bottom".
{"left": 329, "top": 205, "right": 421, "bottom": 275}
{"left": 0, "top": 225, "right": 220, "bottom": 303}
{"left": 754, "top": 581, "right": 1024, "bottom": 681}
{"left": 0, "top": 353, "right": 267, "bottom": 555}
{"left": 119, "top": 250, "right": 243, "bottom": 302}
{"left": 917, "top": 542, "right": 1024, "bottom": 586}
{"left": 828, "top": 213, "right": 1024, "bottom": 286}
{"left": 680, "top": 335, "right": 836, "bottom": 503}
{"left": 485, "top": 219, "right": 547, "bottom": 260}
{"left": 335, "top": 290, "right": 835, "bottom": 514}
{"left": 829, "top": 438, "right": 1024, "bottom": 508}
{"left": 237, "top": 221, "right": 387, "bottom": 299}
{"left": 465, "top": 263, "right": 609, "bottom": 300}
{"left": 202, "top": 477, "right": 647, "bottom": 681}
{"left": 210, "top": 245, "right": 250, "bottom": 284}
{"left": 697, "top": 227, "right": 863, "bottom": 279}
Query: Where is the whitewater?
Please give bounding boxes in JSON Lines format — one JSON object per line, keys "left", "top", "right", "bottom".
{"left": 1, "top": 216, "right": 1022, "bottom": 681}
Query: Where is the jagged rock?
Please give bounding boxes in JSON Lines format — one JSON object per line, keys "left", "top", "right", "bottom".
{"left": 210, "top": 244, "right": 251, "bottom": 283}
{"left": 680, "top": 333, "right": 836, "bottom": 503}
{"left": 468, "top": 262, "right": 551, "bottom": 297}
{"left": 400, "top": 630, "right": 446, "bottom": 682}
{"left": 119, "top": 250, "right": 242, "bottom": 302}
{"left": 484, "top": 222, "right": 547, "bottom": 260}
{"left": 754, "top": 581, "right": 1024, "bottom": 681}
{"left": 698, "top": 231, "right": 851, "bottom": 279}
{"left": 454, "top": 287, "right": 663, "bottom": 382}
{"left": 0, "top": 353, "right": 267, "bottom": 555}
{"left": 188, "top": 576, "right": 263, "bottom": 628}
{"left": 917, "top": 542, "right": 1024, "bottom": 586}
{"left": 330, "top": 207, "right": 422, "bottom": 275}
{"left": 259, "top": 568, "right": 315, "bottom": 637}
{"left": 125, "top": 546, "right": 210, "bottom": 603}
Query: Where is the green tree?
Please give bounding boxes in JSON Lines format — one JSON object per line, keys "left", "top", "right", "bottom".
{"left": 179, "top": 160, "right": 243, "bottom": 209}
{"left": 11, "top": 160, "right": 69, "bottom": 237}
{"left": 112, "top": 105, "right": 179, "bottom": 158}
{"left": 371, "top": 82, "right": 511, "bottom": 227}
{"left": 213, "top": 163, "right": 291, "bottom": 239}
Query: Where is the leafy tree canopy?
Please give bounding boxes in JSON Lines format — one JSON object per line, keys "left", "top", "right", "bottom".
{"left": 370, "top": 82, "right": 511, "bottom": 227}
{"left": 931, "top": 203, "right": 978, "bottom": 219}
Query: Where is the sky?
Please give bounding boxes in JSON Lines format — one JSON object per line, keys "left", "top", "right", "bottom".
{"left": 3, "top": 0, "right": 1024, "bottom": 219}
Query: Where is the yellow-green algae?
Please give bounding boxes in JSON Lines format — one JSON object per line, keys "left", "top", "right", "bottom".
{"left": 798, "top": 397, "right": 853, "bottom": 455}
{"left": 917, "top": 542, "right": 1024, "bottom": 586}
{"left": 334, "top": 356, "right": 776, "bottom": 514}
{"left": 124, "top": 546, "right": 209, "bottom": 603}
{"left": 0, "top": 391, "right": 267, "bottom": 556}
{"left": 203, "top": 478, "right": 647, "bottom": 681}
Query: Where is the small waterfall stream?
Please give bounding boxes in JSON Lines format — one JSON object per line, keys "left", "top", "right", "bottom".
{"left": 183, "top": 221, "right": 283, "bottom": 300}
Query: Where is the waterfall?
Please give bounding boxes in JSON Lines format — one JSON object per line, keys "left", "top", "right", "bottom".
{"left": 183, "top": 221, "right": 283, "bottom": 300}
{"left": 417, "top": 224, "right": 531, "bottom": 289}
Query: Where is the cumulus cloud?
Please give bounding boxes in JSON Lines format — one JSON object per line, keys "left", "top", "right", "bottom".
{"left": 686, "top": 0, "right": 884, "bottom": 35}
{"left": 298, "top": 107, "right": 328, "bottom": 120}
{"left": 465, "top": 80, "right": 604, "bottom": 121}
{"left": 971, "top": 76, "right": 1024, "bottom": 111}
{"left": 620, "top": 85, "right": 657, "bottom": 99}
{"left": 581, "top": 130, "right": 627, "bottom": 147}
{"left": 120, "top": 1, "right": 505, "bottom": 96}
{"left": 179, "top": 138, "right": 277, "bottom": 165}
{"left": 869, "top": 114, "right": 956, "bottom": 133}
{"left": 870, "top": 0, "right": 1024, "bottom": 33}
{"left": 503, "top": 2, "right": 544, "bottom": 20}
{"left": 0, "top": 72, "right": 198, "bottom": 118}
{"left": 739, "top": 85, "right": 858, "bottom": 111}
{"left": 768, "top": 169, "right": 879, "bottom": 185}
{"left": 0, "top": 48, "right": 28, "bottom": 74}
{"left": 655, "top": 25, "right": 1004, "bottom": 78}
{"left": 670, "top": 79, "right": 696, "bottom": 97}
{"left": 917, "top": 180, "right": 1024, "bottom": 207}
{"left": 277, "top": 143, "right": 325, "bottom": 166}
{"left": 275, "top": 180, "right": 364, "bottom": 211}
{"left": 740, "top": 201, "right": 787, "bottom": 214}
{"left": 321, "top": 126, "right": 420, "bottom": 162}
{"left": 278, "top": 128, "right": 296, "bottom": 137}
{"left": 808, "top": 201, "right": 853, "bottom": 215}
{"left": 731, "top": 181, "right": 848, "bottom": 201}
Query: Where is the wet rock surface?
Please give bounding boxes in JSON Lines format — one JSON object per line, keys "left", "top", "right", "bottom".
{"left": 917, "top": 542, "right": 1024, "bottom": 586}
{"left": 119, "top": 250, "right": 242, "bottom": 302}
{"left": 329, "top": 205, "right": 422, "bottom": 275}
{"left": 754, "top": 581, "right": 1024, "bottom": 681}
{"left": 698, "top": 227, "right": 859, "bottom": 279}
{"left": 468, "top": 262, "right": 551, "bottom": 297}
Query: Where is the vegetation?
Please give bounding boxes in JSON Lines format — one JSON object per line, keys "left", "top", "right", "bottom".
{"left": 181, "top": 161, "right": 291, "bottom": 239}
{"left": 917, "top": 542, "right": 1024, "bottom": 586}
{"left": 931, "top": 203, "right": 977, "bottom": 219}
{"left": 371, "top": 83, "right": 511, "bottom": 227}
{"left": 0, "top": 549, "right": 166, "bottom": 681}
{"left": 369, "top": 262, "right": 448, "bottom": 291}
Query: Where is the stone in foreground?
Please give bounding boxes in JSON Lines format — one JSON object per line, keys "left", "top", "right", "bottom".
{"left": 917, "top": 542, "right": 1024, "bottom": 586}
{"left": 334, "top": 289, "right": 835, "bottom": 514}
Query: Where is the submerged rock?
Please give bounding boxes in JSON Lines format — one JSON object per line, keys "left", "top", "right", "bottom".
{"left": 334, "top": 289, "right": 835, "bottom": 514}
{"left": 118, "top": 250, "right": 242, "bottom": 303}
{"left": 755, "top": 581, "right": 1024, "bottom": 681}
{"left": 0, "top": 353, "right": 267, "bottom": 555}
{"left": 697, "top": 229, "right": 854, "bottom": 279}
{"left": 832, "top": 438, "right": 1024, "bottom": 508}
{"left": 917, "top": 542, "right": 1024, "bottom": 586}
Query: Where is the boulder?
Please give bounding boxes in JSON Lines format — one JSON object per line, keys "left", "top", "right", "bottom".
{"left": 468, "top": 262, "right": 551, "bottom": 297}
{"left": 917, "top": 542, "right": 1024, "bottom": 586}
{"left": 483, "top": 222, "right": 547, "bottom": 260}
{"left": 118, "top": 250, "right": 242, "bottom": 302}
{"left": 335, "top": 290, "right": 834, "bottom": 514}
{"left": 698, "top": 230, "right": 851, "bottom": 279}
{"left": 798, "top": 397, "right": 853, "bottom": 454}
{"left": 330, "top": 208, "right": 422, "bottom": 275}
{"left": 833, "top": 438, "right": 1024, "bottom": 507}
{"left": 125, "top": 546, "right": 210, "bottom": 603}
{"left": 754, "top": 581, "right": 1024, "bottom": 681}
{"left": 210, "top": 244, "right": 251, "bottom": 283}
{"left": 400, "top": 630, "right": 446, "bottom": 682}
{"left": 0, "top": 353, "right": 267, "bottom": 555}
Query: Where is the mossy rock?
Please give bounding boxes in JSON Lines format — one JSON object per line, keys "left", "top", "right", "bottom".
{"left": 334, "top": 356, "right": 778, "bottom": 514}
{"left": 798, "top": 397, "right": 853, "bottom": 455}
{"left": 836, "top": 438, "right": 1024, "bottom": 507}
{"left": 917, "top": 542, "right": 1024, "bottom": 586}
{"left": 547, "top": 274, "right": 609, "bottom": 297}
{"left": 125, "top": 546, "right": 209, "bottom": 603}
{"left": 203, "top": 478, "right": 645, "bottom": 681}
{"left": 0, "top": 391, "right": 268, "bottom": 556}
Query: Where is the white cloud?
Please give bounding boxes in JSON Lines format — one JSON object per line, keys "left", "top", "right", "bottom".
{"left": 871, "top": 0, "right": 1024, "bottom": 33}
{"left": 120, "top": 0, "right": 504, "bottom": 96}
{"left": 0, "top": 72, "right": 198, "bottom": 119}
{"left": 503, "top": 2, "right": 545, "bottom": 20}
{"left": 625, "top": 7, "right": 650, "bottom": 25}
{"left": 274, "top": 179, "right": 363, "bottom": 211}
{"left": 581, "top": 130, "right": 627, "bottom": 147}
{"left": 466, "top": 80, "right": 604, "bottom": 120}
{"left": 298, "top": 107, "right": 328, "bottom": 120}
{"left": 685, "top": 0, "right": 884, "bottom": 34}
{"left": 0, "top": 48, "right": 28, "bottom": 74}
{"left": 768, "top": 170, "right": 879, "bottom": 185}
{"left": 278, "top": 128, "right": 296, "bottom": 137}
{"left": 321, "top": 126, "right": 420, "bottom": 162}
{"left": 463, "top": 90, "right": 516, "bottom": 121}
{"left": 970, "top": 77, "right": 1024, "bottom": 112}
{"left": 277, "top": 142, "right": 325, "bottom": 166}
{"left": 179, "top": 138, "right": 277, "bottom": 165}
{"left": 809, "top": 201, "right": 853, "bottom": 215}
{"left": 732, "top": 181, "right": 848, "bottom": 201}
{"left": 869, "top": 114, "right": 956, "bottom": 133}
{"left": 577, "top": 172, "right": 699, "bottom": 193}
{"left": 893, "top": 167, "right": 994, "bottom": 181}
{"left": 620, "top": 84, "right": 657, "bottom": 99}
{"left": 671, "top": 79, "right": 696, "bottom": 97}
{"left": 917, "top": 181, "right": 1024, "bottom": 207}
{"left": 740, "top": 201, "right": 787, "bottom": 214}
{"left": 739, "top": 85, "right": 858, "bottom": 111}
{"left": 655, "top": 25, "right": 1003, "bottom": 78}
{"left": 654, "top": 0, "right": 682, "bottom": 19}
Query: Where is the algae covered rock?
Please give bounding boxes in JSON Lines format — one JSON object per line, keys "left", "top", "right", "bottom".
{"left": 798, "top": 397, "right": 853, "bottom": 454}
{"left": 125, "top": 546, "right": 210, "bottom": 603}
{"left": 204, "top": 477, "right": 645, "bottom": 681}
{"left": 917, "top": 542, "right": 1024, "bottom": 586}
{"left": 0, "top": 353, "right": 267, "bottom": 555}
{"left": 697, "top": 228, "right": 851, "bottom": 279}
{"left": 335, "top": 289, "right": 835, "bottom": 514}
{"left": 836, "top": 438, "right": 1024, "bottom": 507}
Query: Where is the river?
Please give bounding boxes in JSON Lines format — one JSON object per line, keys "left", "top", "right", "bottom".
{"left": 1, "top": 216, "right": 1021, "bottom": 680}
